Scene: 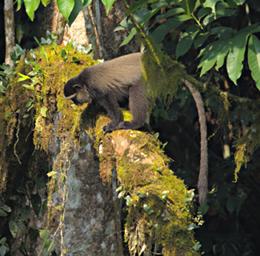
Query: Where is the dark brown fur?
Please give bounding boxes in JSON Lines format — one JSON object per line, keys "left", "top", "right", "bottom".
{"left": 64, "top": 53, "right": 148, "bottom": 132}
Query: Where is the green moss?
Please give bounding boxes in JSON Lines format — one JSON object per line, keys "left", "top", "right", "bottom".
{"left": 0, "top": 44, "right": 199, "bottom": 255}
{"left": 0, "top": 44, "right": 100, "bottom": 239}
{"left": 142, "top": 50, "right": 186, "bottom": 107}
{"left": 28, "top": 44, "right": 97, "bottom": 151}
{"left": 96, "top": 117, "right": 199, "bottom": 256}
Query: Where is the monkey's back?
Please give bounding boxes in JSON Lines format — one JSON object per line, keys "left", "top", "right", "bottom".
{"left": 79, "top": 53, "right": 143, "bottom": 100}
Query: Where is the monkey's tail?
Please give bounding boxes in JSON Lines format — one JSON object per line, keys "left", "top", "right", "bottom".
{"left": 182, "top": 79, "right": 208, "bottom": 206}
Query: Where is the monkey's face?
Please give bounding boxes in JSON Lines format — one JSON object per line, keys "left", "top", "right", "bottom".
{"left": 64, "top": 79, "right": 92, "bottom": 105}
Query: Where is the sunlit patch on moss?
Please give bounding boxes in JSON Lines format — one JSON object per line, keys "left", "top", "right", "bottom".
{"left": 0, "top": 44, "right": 199, "bottom": 255}
{"left": 28, "top": 44, "right": 97, "bottom": 151}
{"left": 95, "top": 116, "right": 199, "bottom": 256}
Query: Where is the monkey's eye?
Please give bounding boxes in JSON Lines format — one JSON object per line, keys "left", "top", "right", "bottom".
{"left": 73, "top": 84, "right": 82, "bottom": 90}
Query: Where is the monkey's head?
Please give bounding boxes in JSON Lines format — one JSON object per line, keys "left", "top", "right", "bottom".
{"left": 64, "top": 77, "right": 92, "bottom": 105}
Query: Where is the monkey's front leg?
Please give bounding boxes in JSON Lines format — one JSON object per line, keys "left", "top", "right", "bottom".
{"left": 99, "top": 95, "right": 123, "bottom": 133}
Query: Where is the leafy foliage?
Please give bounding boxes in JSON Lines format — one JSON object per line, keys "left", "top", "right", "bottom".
{"left": 117, "top": 0, "right": 260, "bottom": 90}
{"left": 18, "top": 0, "right": 260, "bottom": 89}
{"left": 248, "top": 35, "right": 260, "bottom": 90}
{"left": 4, "top": 1, "right": 260, "bottom": 256}
{"left": 17, "top": 0, "right": 116, "bottom": 23}
{"left": 101, "top": 0, "right": 116, "bottom": 14}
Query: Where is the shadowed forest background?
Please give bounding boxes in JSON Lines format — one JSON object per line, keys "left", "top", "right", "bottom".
{"left": 0, "top": 0, "right": 260, "bottom": 255}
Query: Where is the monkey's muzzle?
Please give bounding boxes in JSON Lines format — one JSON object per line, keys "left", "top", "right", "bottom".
{"left": 64, "top": 93, "right": 77, "bottom": 100}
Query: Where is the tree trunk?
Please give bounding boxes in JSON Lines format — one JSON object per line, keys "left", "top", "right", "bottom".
{"left": 84, "top": 0, "right": 139, "bottom": 59}
{"left": 63, "top": 11, "right": 89, "bottom": 46}
{"left": 4, "top": 0, "right": 15, "bottom": 65}
{"left": 49, "top": 1, "right": 66, "bottom": 44}
{"left": 59, "top": 131, "right": 124, "bottom": 255}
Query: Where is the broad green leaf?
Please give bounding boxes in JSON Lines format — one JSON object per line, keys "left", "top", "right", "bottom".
{"left": 41, "top": 0, "right": 50, "bottom": 7}
{"left": 128, "top": 0, "right": 151, "bottom": 12}
{"left": 211, "top": 26, "right": 235, "bottom": 40}
{"left": 203, "top": 0, "right": 221, "bottom": 15}
{"left": 199, "top": 41, "right": 226, "bottom": 76}
{"left": 101, "top": 0, "right": 116, "bottom": 14}
{"left": 215, "top": 46, "right": 229, "bottom": 70}
{"left": 248, "top": 35, "right": 260, "bottom": 90}
{"left": 141, "top": 8, "right": 161, "bottom": 25}
{"left": 176, "top": 33, "right": 195, "bottom": 58}
{"left": 226, "top": 32, "right": 249, "bottom": 85}
{"left": 233, "top": 0, "right": 246, "bottom": 5}
{"left": 82, "top": 0, "right": 92, "bottom": 6}
{"left": 202, "top": 13, "right": 215, "bottom": 26}
{"left": 57, "top": 0, "right": 75, "bottom": 20}
{"left": 9, "top": 220, "right": 19, "bottom": 238}
{"left": 176, "top": 37, "right": 193, "bottom": 59}
{"left": 17, "top": 0, "right": 23, "bottom": 11}
{"left": 199, "top": 58, "right": 217, "bottom": 76}
{"left": 194, "top": 32, "right": 210, "bottom": 49}
{"left": 152, "top": 15, "right": 191, "bottom": 43}
{"left": 24, "top": 0, "right": 41, "bottom": 21}
{"left": 157, "top": 7, "right": 185, "bottom": 20}
{"left": 120, "top": 28, "right": 137, "bottom": 47}
{"left": 68, "top": 0, "right": 83, "bottom": 26}
{"left": 181, "top": 0, "right": 196, "bottom": 15}
{"left": 197, "top": 7, "right": 211, "bottom": 20}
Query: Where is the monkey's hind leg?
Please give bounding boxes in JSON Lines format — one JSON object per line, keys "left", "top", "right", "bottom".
{"left": 119, "top": 84, "right": 148, "bottom": 130}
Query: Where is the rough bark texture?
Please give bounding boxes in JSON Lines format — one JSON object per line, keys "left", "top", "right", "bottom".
{"left": 16, "top": 0, "right": 66, "bottom": 48}
{"left": 63, "top": 11, "right": 89, "bottom": 46}
{"left": 0, "top": 1, "right": 5, "bottom": 63}
{"left": 4, "top": 0, "right": 15, "bottom": 65}
{"left": 50, "top": 1, "right": 66, "bottom": 44}
{"left": 60, "top": 131, "right": 123, "bottom": 255}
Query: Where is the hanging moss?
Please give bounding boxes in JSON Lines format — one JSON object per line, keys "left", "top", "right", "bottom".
{"left": 0, "top": 44, "right": 199, "bottom": 255}
{"left": 141, "top": 49, "right": 186, "bottom": 107}
{"left": 0, "top": 44, "right": 98, "bottom": 247}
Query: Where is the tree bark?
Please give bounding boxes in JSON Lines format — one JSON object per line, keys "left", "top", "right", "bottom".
{"left": 4, "top": 0, "right": 15, "bottom": 65}
{"left": 45, "top": 121, "right": 124, "bottom": 255}
{"left": 60, "top": 132, "right": 124, "bottom": 256}
{"left": 50, "top": 1, "right": 66, "bottom": 44}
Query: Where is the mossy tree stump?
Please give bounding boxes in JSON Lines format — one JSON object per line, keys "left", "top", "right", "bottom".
{"left": 0, "top": 44, "right": 199, "bottom": 256}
